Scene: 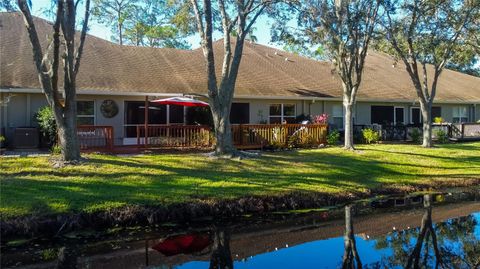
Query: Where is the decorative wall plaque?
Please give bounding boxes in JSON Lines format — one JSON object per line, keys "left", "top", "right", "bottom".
{"left": 100, "top": 99, "right": 118, "bottom": 118}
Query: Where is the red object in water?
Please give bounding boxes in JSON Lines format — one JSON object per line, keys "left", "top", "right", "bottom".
{"left": 152, "top": 234, "right": 211, "bottom": 256}
{"left": 151, "top": 97, "right": 209, "bottom": 107}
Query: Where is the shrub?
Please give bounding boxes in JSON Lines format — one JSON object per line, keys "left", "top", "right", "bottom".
{"left": 410, "top": 128, "right": 421, "bottom": 144}
{"left": 51, "top": 144, "right": 62, "bottom": 155}
{"left": 0, "top": 135, "right": 5, "bottom": 143}
{"left": 362, "top": 128, "right": 380, "bottom": 144}
{"left": 36, "top": 106, "right": 57, "bottom": 147}
{"left": 287, "top": 129, "right": 316, "bottom": 148}
{"left": 326, "top": 130, "right": 340, "bottom": 145}
{"left": 435, "top": 129, "right": 449, "bottom": 144}
{"left": 193, "top": 129, "right": 214, "bottom": 147}
{"left": 433, "top": 117, "right": 444, "bottom": 124}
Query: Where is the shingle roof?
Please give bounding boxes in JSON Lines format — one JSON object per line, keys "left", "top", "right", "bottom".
{"left": 1, "top": 12, "right": 479, "bottom": 102}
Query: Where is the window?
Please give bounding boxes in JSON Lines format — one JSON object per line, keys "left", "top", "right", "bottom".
{"left": 169, "top": 105, "right": 184, "bottom": 124}
{"left": 371, "top": 106, "right": 394, "bottom": 125}
{"left": 332, "top": 104, "right": 344, "bottom": 129}
{"left": 77, "top": 101, "right": 95, "bottom": 125}
{"left": 453, "top": 106, "right": 468, "bottom": 123}
{"left": 269, "top": 104, "right": 296, "bottom": 124}
{"left": 124, "top": 101, "right": 167, "bottom": 137}
{"left": 410, "top": 107, "right": 422, "bottom": 125}
{"left": 230, "top": 103, "right": 250, "bottom": 124}
{"left": 432, "top": 107, "right": 442, "bottom": 119}
{"left": 395, "top": 107, "right": 405, "bottom": 125}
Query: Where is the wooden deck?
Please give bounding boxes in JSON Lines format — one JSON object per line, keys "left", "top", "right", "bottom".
{"left": 77, "top": 124, "right": 328, "bottom": 152}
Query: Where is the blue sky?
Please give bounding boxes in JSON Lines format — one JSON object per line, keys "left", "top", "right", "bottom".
{"left": 30, "top": 0, "right": 281, "bottom": 50}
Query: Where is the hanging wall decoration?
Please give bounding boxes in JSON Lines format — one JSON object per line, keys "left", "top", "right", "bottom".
{"left": 100, "top": 99, "right": 118, "bottom": 118}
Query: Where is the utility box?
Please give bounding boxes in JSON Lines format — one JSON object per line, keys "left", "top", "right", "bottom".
{"left": 14, "top": 127, "right": 39, "bottom": 149}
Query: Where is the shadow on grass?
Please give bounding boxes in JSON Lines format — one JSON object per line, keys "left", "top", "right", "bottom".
{"left": 1, "top": 146, "right": 479, "bottom": 217}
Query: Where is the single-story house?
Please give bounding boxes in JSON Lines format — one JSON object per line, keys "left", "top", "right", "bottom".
{"left": 1, "top": 12, "right": 479, "bottom": 147}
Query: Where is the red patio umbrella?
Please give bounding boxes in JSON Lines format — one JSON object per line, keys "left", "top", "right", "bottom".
{"left": 151, "top": 97, "right": 209, "bottom": 107}
{"left": 151, "top": 233, "right": 211, "bottom": 256}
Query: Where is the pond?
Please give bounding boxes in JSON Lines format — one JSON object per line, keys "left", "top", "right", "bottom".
{"left": 1, "top": 193, "right": 479, "bottom": 269}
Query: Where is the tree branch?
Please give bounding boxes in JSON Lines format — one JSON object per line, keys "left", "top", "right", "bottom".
{"left": 190, "top": 0, "right": 206, "bottom": 42}
{"left": 73, "top": 0, "right": 91, "bottom": 77}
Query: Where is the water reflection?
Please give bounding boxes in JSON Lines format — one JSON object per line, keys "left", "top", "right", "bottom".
{"left": 185, "top": 195, "right": 478, "bottom": 269}
{"left": 342, "top": 205, "right": 362, "bottom": 269}
{"left": 2, "top": 198, "right": 479, "bottom": 269}
{"left": 371, "top": 195, "right": 480, "bottom": 268}
{"left": 209, "top": 227, "right": 233, "bottom": 269}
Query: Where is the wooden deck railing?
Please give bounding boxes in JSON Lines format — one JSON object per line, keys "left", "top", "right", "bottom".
{"left": 450, "top": 123, "right": 480, "bottom": 139}
{"left": 136, "top": 125, "right": 213, "bottom": 148}
{"left": 135, "top": 124, "right": 327, "bottom": 150}
{"left": 232, "top": 124, "right": 328, "bottom": 149}
{"left": 77, "top": 125, "right": 114, "bottom": 150}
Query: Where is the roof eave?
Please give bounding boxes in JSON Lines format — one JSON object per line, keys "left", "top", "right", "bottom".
{"left": 2, "top": 88, "right": 480, "bottom": 104}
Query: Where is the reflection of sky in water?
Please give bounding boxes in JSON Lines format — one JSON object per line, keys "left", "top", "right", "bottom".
{"left": 474, "top": 213, "right": 480, "bottom": 237}
{"left": 175, "top": 212, "right": 479, "bottom": 269}
{"left": 177, "top": 237, "right": 392, "bottom": 268}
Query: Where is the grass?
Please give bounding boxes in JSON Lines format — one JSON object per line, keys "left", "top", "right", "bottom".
{"left": 1, "top": 142, "right": 479, "bottom": 218}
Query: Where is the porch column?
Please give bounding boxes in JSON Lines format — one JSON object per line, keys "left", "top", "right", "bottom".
{"left": 474, "top": 104, "right": 477, "bottom": 122}
{"left": 144, "top": 96, "right": 149, "bottom": 147}
{"left": 183, "top": 106, "right": 187, "bottom": 125}
{"left": 166, "top": 105, "right": 170, "bottom": 125}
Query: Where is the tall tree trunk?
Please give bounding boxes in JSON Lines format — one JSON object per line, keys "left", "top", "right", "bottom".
{"left": 118, "top": 22, "right": 123, "bottom": 45}
{"left": 55, "top": 95, "right": 80, "bottom": 161}
{"left": 343, "top": 93, "right": 355, "bottom": 150}
{"left": 211, "top": 97, "right": 235, "bottom": 155}
{"left": 420, "top": 101, "right": 432, "bottom": 148}
{"left": 18, "top": 0, "right": 90, "bottom": 163}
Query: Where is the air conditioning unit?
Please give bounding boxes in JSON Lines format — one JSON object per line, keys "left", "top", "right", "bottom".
{"left": 14, "top": 127, "right": 39, "bottom": 149}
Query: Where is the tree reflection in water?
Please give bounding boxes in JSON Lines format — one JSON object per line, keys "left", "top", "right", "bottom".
{"left": 205, "top": 198, "right": 479, "bottom": 269}
{"left": 342, "top": 205, "right": 362, "bottom": 269}
{"left": 209, "top": 226, "right": 233, "bottom": 269}
{"left": 372, "top": 195, "right": 480, "bottom": 269}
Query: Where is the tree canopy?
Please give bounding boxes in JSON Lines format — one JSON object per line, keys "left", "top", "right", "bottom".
{"left": 91, "top": 0, "right": 190, "bottom": 48}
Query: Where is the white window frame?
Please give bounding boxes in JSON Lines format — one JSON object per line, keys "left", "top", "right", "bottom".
{"left": 331, "top": 104, "right": 344, "bottom": 130}
{"left": 269, "top": 103, "right": 296, "bottom": 124}
{"left": 77, "top": 100, "right": 95, "bottom": 125}
{"left": 452, "top": 106, "right": 468, "bottom": 123}
{"left": 410, "top": 107, "right": 421, "bottom": 124}
{"left": 394, "top": 106, "right": 405, "bottom": 125}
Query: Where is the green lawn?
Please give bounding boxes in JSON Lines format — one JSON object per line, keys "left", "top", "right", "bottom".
{"left": 1, "top": 142, "right": 479, "bottom": 218}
